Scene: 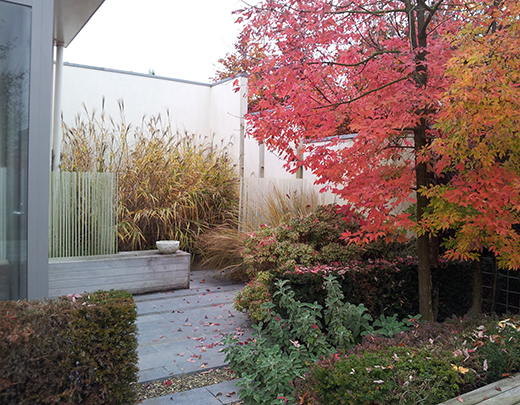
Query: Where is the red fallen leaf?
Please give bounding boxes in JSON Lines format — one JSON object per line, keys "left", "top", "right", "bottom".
{"left": 495, "top": 386, "right": 502, "bottom": 391}
{"left": 177, "top": 352, "right": 186, "bottom": 356}
{"left": 457, "top": 395, "right": 464, "bottom": 402}
{"left": 502, "top": 373, "right": 511, "bottom": 377}
{"left": 163, "top": 380, "right": 173, "bottom": 387}
{"left": 200, "top": 279, "right": 205, "bottom": 283}
{"left": 201, "top": 363, "right": 208, "bottom": 368}
{"left": 187, "top": 358, "right": 197, "bottom": 363}
{"left": 206, "top": 289, "right": 210, "bottom": 291}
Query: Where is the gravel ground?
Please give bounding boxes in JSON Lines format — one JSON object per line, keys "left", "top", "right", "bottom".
{"left": 135, "top": 367, "right": 243, "bottom": 403}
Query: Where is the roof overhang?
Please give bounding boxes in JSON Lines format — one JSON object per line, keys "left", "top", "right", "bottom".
{"left": 54, "top": 0, "right": 105, "bottom": 47}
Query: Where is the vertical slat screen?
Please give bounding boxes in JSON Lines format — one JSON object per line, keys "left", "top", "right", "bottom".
{"left": 239, "top": 177, "right": 338, "bottom": 230}
{"left": 49, "top": 172, "right": 118, "bottom": 258}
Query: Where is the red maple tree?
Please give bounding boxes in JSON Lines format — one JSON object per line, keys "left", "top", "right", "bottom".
{"left": 237, "top": 0, "right": 511, "bottom": 320}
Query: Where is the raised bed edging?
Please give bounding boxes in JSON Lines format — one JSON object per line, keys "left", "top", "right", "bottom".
{"left": 49, "top": 250, "right": 190, "bottom": 298}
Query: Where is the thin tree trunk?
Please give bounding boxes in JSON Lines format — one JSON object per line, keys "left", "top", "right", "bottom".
{"left": 491, "top": 255, "right": 499, "bottom": 312}
{"left": 471, "top": 257, "right": 483, "bottom": 314}
{"left": 415, "top": 122, "right": 434, "bottom": 321}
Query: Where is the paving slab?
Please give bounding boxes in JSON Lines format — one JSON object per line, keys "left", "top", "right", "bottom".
{"left": 135, "top": 269, "right": 253, "bottom": 384}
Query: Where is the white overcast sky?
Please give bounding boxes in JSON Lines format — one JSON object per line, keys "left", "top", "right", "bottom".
{"left": 65, "top": 0, "right": 259, "bottom": 83}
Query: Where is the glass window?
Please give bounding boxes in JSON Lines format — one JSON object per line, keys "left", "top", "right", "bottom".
{"left": 0, "top": 0, "right": 31, "bottom": 300}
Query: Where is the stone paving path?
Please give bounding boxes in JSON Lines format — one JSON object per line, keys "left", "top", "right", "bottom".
{"left": 135, "top": 269, "right": 252, "bottom": 404}
{"left": 438, "top": 373, "right": 520, "bottom": 405}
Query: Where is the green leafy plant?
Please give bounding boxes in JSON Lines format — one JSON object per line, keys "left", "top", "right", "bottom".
{"left": 225, "top": 275, "right": 418, "bottom": 404}
{"left": 362, "top": 314, "right": 422, "bottom": 339}
{"left": 302, "top": 346, "right": 465, "bottom": 405}
{"left": 234, "top": 271, "right": 273, "bottom": 322}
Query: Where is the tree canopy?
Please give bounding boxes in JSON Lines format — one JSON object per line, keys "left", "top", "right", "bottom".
{"left": 422, "top": 0, "right": 520, "bottom": 270}
{"left": 237, "top": 0, "right": 520, "bottom": 319}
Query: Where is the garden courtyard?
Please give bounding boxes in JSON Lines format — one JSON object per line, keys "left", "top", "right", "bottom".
{"left": 2, "top": 0, "right": 520, "bottom": 404}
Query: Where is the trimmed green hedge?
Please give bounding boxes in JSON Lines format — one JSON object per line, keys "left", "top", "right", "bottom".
{"left": 266, "top": 258, "right": 475, "bottom": 322}
{"left": 0, "top": 290, "right": 138, "bottom": 405}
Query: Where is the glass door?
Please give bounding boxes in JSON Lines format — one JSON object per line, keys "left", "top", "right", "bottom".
{"left": 0, "top": 0, "right": 31, "bottom": 300}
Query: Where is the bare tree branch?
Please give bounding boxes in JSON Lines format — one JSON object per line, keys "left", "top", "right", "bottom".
{"left": 314, "top": 76, "right": 409, "bottom": 109}
{"left": 308, "top": 50, "right": 401, "bottom": 68}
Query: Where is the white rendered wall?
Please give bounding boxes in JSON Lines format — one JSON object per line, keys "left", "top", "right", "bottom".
{"left": 61, "top": 63, "right": 244, "bottom": 161}
{"left": 60, "top": 64, "right": 331, "bottom": 192}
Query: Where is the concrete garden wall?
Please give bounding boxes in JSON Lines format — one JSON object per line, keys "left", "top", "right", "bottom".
{"left": 48, "top": 250, "right": 190, "bottom": 298}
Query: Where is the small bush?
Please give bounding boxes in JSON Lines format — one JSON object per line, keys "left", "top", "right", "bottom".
{"left": 234, "top": 271, "right": 274, "bottom": 322}
{"left": 241, "top": 205, "right": 361, "bottom": 275}
{"left": 301, "top": 346, "right": 465, "bottom": 405}
{"left": 0, "top": 290, "right": 138, "bottom": 405}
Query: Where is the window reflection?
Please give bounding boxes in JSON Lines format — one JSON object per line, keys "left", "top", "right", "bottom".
{"left": 0, "top": 1, "right": 31, "bottom": 300}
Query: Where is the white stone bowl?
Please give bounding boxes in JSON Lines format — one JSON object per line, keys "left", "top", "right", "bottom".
{"left": 156, "top": 240, "right": 180, "bottom": 254}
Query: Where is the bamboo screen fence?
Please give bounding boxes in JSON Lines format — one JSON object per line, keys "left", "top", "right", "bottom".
{"left": 239, "top": 177, "right": 338, "bottom": 230}
{"left": 49, "top": 172, "right": 118, "bottom": 258}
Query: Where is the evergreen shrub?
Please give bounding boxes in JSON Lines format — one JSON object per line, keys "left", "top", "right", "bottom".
{"left": 0, "top": 290, "right": 138, "bottom": 405}
{"left": 296, "top": 315, "right": 520, "bottom": 405}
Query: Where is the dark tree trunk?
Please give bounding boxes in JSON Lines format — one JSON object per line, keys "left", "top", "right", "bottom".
{"left": 415, "top": 123, "right": 434, "bottom": 321}
{"left": 411, "top": 0, "right": 434, "bottom": 321}
{"left": 471, "top": 257, "right": 483, "bottom": 314}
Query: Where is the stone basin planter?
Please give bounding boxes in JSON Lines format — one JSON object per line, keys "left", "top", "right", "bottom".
{"left": 49, "top": 249, "right": 190, "bottom": 298}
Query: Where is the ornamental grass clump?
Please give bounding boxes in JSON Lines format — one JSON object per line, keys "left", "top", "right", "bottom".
{"left": 60, "top": 101, "right": 239, "bottom": 253}
{"left": 195, "top": 181, "right": 321, "bottom": 278}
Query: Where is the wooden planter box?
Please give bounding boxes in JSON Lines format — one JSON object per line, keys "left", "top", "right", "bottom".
{"left": 49, "top": 250, "right": 190, "bottom": 298}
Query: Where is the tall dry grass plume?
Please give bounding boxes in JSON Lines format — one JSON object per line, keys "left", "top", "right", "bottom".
{"left": 197, "top": 180, "right": 321, "bottom": 278}
{"left": 60, "top": 100, "right": 239, "bottom": 253}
